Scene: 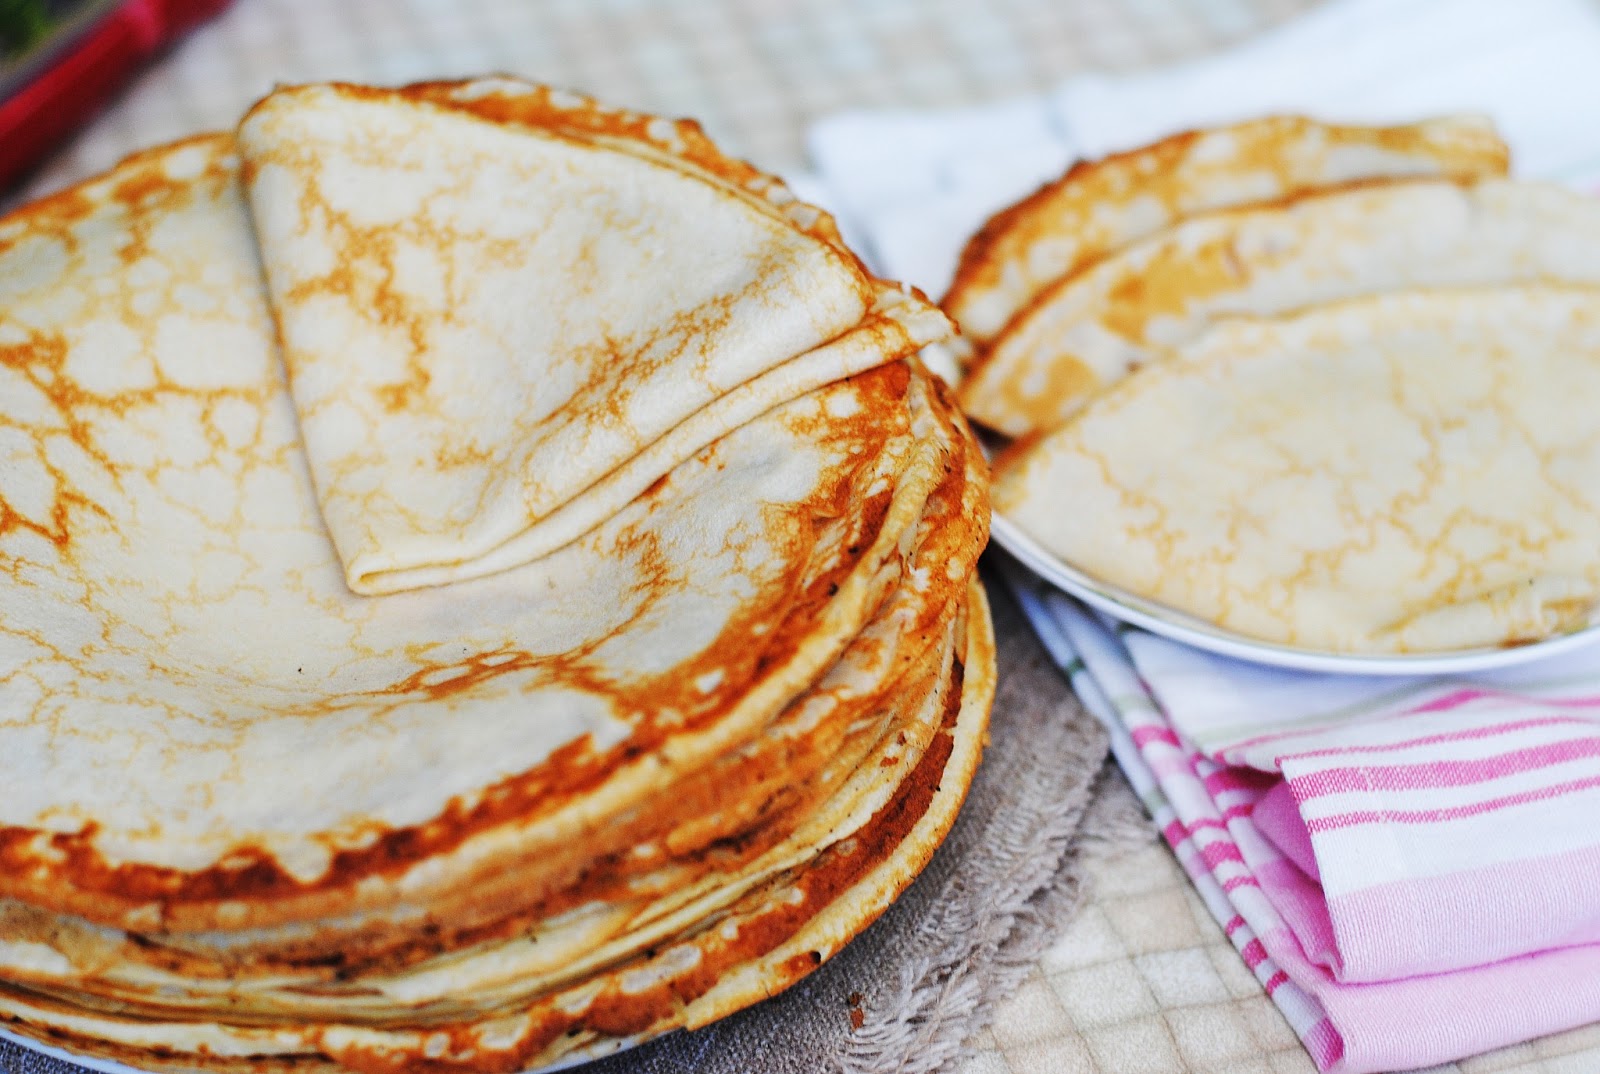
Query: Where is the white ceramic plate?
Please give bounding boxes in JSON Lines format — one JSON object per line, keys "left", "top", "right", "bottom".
{"left": 991, "top": 511, "right": 1600, "bottom": 676}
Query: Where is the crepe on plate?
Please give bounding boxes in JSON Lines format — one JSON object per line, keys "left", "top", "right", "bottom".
{"left": 942, "top": 114, "right": 1508, "bottom": 354}
{"left": 959, "top": 177, "right": 1600, "bottom": 437}
{"left": 0, "top": 79, "right": 994, "bottom": 1072}
{"left": 994, "top": 286, "right": 1600, "bottom": 654}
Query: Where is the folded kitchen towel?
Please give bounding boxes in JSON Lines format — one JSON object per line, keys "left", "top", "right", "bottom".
{"left": 1148, "top": 639, "right": 1600, "bottom": 984}
{"left": 1009, "top": 566, "right": 1600, "bottom": 1074}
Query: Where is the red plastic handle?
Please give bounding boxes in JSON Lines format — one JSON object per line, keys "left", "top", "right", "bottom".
{"left": 0, "top": 0, "right": 232, "bottom": 192}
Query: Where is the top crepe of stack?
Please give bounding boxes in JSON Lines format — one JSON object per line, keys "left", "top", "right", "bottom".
{"left": 946, "top": 114, "right": 1600, "bottom": 654}
{"left": 0, "top": 78, "right": 993, "bottom": 1073}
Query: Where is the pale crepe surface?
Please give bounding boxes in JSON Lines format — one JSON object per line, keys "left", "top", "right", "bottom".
{"left": 0, "top": 586, "right": 990, "bottom": 1071}
{"left": 956, "top": 112, "right": 1600, "bottom": 655}
{"left": 0, "top": 366, "right": 986, "bottom": 1015}
{"left": 0, "top": 577, "right": 960, "bottom": 1015}
{"left": 5, "top": 597, "right": 961, "bottom": 1024}
{"left": 0, "top": 79, "right": 995, "bottom": 1074}
{"left": 995, "top": 286, "right": 1600, "bottom": 654}
{"left": 960, "top": 177, "right": 1600, "bottom": 436}
{"left": 942, "top": 114, "right": 1508, "bottom": 354}
{"left": 240, "top": 81, "right": 947, "bottom": 595}
{"left": 0, "top": 136, "right": 925, "bottom": 921}
{"left": 0, "top": 578, "right": 992, "bottom": 1074}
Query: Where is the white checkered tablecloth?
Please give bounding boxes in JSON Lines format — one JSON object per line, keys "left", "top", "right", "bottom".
{"left": 22, "top": 0, "right": 1317, "bottom": 198}
{"left": 16, "top": 2, "right": 1600, "bottom": 1072}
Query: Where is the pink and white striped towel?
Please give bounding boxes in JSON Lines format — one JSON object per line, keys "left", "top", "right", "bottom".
{"left": 1010, "top": 566, "right": 1600, "bottom": 1073}
{"left": 1145, "top": 634, "right": 1600, "bottom": 985}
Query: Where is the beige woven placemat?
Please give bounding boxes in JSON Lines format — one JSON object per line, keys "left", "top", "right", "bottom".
{"left": 18, "top": 0, "right": 1315, "bottom": 200}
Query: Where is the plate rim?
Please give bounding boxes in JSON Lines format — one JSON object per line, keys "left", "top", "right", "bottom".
{"left": 990, "top": 510, "right": 1600, "bottom": 676}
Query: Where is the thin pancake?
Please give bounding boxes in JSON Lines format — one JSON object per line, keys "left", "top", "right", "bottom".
{"left": 0, "top": 411, "right": 981, "bottom": 1003}
{"left": 0, "top": 593, "right": 956, "bottom": 1014}
{"left": 408, "top": 79, "right": 861, "bottom": 260}
{"left": 239, "top": 80, "right": 948, "bottom": 594}
{"left": 961, "top": 178, "right": 1600, "bottom": 436}
{"left": 0, "top": 78, "right": 996, "bottom": 1074}
{"left": 942, "top": 114, "right": 1507, "bottom": 352}
{"left": 993, "top": 286, "right": 1600, "bottom": 653}
{"left": 0, "top": 581, "right": 994, "bottom": 1074}
{"left": 0, "top": 136, "right": 949, "bottom": 937}
{"left": 3, "top": 603, "right": 959, "bottom": 1023}
{"left": 0, "top": 361, "right": 987, "bottom": 998}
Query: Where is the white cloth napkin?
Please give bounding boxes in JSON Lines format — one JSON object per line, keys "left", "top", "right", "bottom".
{"left": 808, "top": 0, "right": 1600, "bottom": 297}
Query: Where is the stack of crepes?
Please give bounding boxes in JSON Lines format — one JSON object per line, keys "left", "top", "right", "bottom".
{"left": 948, "top": 114, "right": 1600, "bottom": 653}
{"left": 0, "top": 78, "right": 993, "bottom": 1073}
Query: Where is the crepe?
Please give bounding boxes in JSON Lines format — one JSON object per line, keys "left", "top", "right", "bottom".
{"left": 0, "top": 579, "right": 993, "bottom": 1074}
{"left": 959, "top": 178, "right": 1600, "bottom": 436}
{"left": 0, "top": 586, "right": 959, "bottom": 1010}
{"left": 994, "top": 286, "right": 1600, "bottom": 653}
{"left": 942, "top": 114, "right": 1508, "bottom": 355}
{"left": 239, "top": 79, "right": 949, "bottom": 594}
{"left": 0, "top": 129, "right": 972, "bottom": 926}
{"left": 0, "top": 588, "right": 963, "bottom": 1021}
{"left": 0, "top": 77, "right": 995, "bottom": 1074}
{"left": 0, "top": 369, "right": 987, "bottom": 1006}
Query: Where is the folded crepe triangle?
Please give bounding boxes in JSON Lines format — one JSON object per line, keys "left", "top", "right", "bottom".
{"left": 238, "top": 79, "right": 950, "bottom": 594}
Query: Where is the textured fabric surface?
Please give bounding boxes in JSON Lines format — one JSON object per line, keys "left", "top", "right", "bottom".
{"left": 1133, "top": 616, "right": 1600, "bottom": 987}
{"left": 1013, "top": 576, "right": 1600, "bottom": 1073}
{"left": 12, "top": 0, "right": 1316, "bottom": 205}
